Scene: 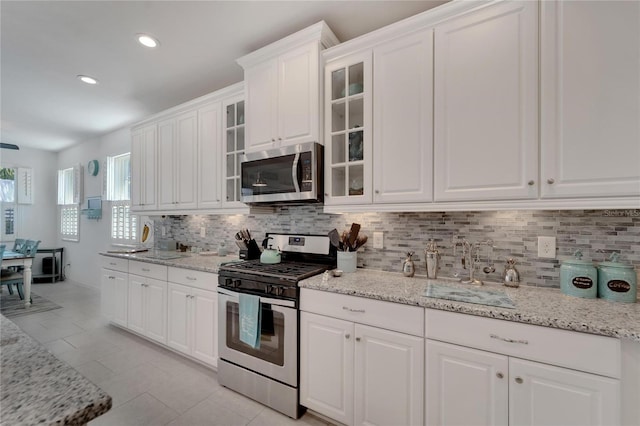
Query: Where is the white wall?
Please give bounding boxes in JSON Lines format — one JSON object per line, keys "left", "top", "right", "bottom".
{"left": 0, "top": 147, "right": 58, "bottom": 248}
{"left": 56, "top": 127, "right": 131, "bottom": 288}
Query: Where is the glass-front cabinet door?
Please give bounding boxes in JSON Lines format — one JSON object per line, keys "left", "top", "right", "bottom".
{"left": 324, "top": 52, "right": 372, "bottom": 205}
{"left": 222, "top": 95, "right": 246, "bottom": 207}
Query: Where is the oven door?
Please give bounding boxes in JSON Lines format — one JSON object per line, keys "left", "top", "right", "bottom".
{"left": 218, "top": 287, "right": 298, "bottom": 386}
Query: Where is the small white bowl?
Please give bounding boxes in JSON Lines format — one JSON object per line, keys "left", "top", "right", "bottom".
{"left": 332, "top": 269, "right": 343, "bottom": 277}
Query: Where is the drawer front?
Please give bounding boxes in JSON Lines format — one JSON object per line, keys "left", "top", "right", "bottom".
{"left": 425, "top": 309, "right": 621, "bottom": 378}
{"left": 168, "top": 267, "right": 218, "bottom": 291}
{"left": 129, "top": 260, "right": 167, "bottom": 281}
{"left": 300, "top": 288, "right": 424, "bottom": 336}
{"left": 101, "top": 256, "right": 128, "bottom": 272}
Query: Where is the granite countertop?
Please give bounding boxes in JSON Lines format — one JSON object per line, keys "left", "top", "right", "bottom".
{"left": 299, "top": 269, "right": 640, "bottom": 342}
{"left": 100, "top": 251, "right": 240, "bottom": 273}
{"left": 0, "top": 314, "right": 112, "bottom": 425}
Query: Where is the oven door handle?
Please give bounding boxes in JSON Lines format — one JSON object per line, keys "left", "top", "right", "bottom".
{"left": 217, "top": 287, "right": 296, "bottom": 308}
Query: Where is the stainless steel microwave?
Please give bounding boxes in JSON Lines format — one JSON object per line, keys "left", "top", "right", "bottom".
{"left": 240, "top": 142, "right": 323, "bottom": 204}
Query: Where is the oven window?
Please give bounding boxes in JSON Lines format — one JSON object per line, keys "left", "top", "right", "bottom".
{"left": 226, "top": 301, "right": 285, "bottom": 366}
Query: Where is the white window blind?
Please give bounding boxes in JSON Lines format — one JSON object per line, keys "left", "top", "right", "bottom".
{"left": 106, "top": 153, "right": 136, "bottom": 245}
{"left": 106, "top": 153, "right": 131, "bottom": 201}
{"left": 111, "top": 201, "right": 137, "bottom": 244}
{"left": 17, "top": 167, "right": 33, "bottom": 204}
{"left": 57, "top": 164, "right": 81, "bottom": 241}
{"left": 1, "top": 167, "right": 17, "bottom": 241}
{"left": 60, "top": 205, "right": 79, "bottom": 241}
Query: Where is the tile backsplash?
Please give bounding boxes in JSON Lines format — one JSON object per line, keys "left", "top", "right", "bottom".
{"left": 159, "top": 207, "right": 639, "bottom": 288}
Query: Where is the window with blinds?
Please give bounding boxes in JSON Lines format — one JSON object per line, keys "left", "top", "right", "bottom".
{"left": 57, "top": 165, "right": 81, "bottom": 241}
{"left": 106, "top": 153, "right": 136, "bottom": 245}
{"left": 1, "top": 167, "right": 17, "bottom": 240}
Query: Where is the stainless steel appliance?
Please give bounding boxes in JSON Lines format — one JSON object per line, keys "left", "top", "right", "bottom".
{"left": 217, "top": 233, "right": 336, "bottom": 418}
{"left": 240, "top": 142, "right": 323, "bottom": 204}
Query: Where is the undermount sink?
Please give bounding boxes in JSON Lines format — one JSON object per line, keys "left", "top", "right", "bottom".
{"left": 424, "top": 282, "right": 516, "bottom": 309}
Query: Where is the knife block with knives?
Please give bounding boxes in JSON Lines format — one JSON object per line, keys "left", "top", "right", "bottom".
{"left": 235, "top": 228, "right": 261, "bottom": 260}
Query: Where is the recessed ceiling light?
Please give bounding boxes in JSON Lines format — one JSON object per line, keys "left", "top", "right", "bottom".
{"left": 137, "top": 34, "right": 159, "bottom": 48}
{"left": 77, "top": 75, "right": 98, "bottom": 85}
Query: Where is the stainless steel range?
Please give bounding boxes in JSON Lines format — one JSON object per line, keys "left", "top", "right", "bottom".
{"left": 217, "top": 233, "right": 336, "bottom": 419}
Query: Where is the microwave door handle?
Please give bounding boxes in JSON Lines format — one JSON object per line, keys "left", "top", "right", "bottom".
{"left": 291, "top": 152, "right": 300, "bottom": 193}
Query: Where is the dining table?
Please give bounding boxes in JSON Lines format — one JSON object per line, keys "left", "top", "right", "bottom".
{"left": 2, "top": 250, "right": 34, "bottom": 308}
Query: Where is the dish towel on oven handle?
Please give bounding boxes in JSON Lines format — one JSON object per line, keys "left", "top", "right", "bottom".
{"left": 239, "top": 293, "right": 262, "bottom": 349}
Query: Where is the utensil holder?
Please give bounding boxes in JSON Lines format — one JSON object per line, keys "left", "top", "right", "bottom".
{"left": 337, "top": 251, "right": 357, "bottom": 273}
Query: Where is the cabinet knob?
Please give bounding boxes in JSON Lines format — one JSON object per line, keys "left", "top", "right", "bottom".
{"left": 547, "top": 178, "right": 555, "bottom": 184}
{"left": 496, "top": 372, "right": 504, "bottom": 379}
{"left": 375, "top": 190, "right": 380, "bottom": 194}
{"left": 528, "top": 180, "right": 534, "bottom": 186}
{"left": 356, "top": 337, "right": 361, "bottom": 342}
{"left": 271, "top": 138, "right": 275, "bottom": 142}
{"left": 515, "top": 377, "right": 523, "bottom": 384}
{"left": 278, "top": 137, "right": 282, "bottom": 141}
{"left": 345, "top": 334, "right": 350, "bottom": 339}
{"left": 325, "top": 193, "right": 329, "bottom": 197}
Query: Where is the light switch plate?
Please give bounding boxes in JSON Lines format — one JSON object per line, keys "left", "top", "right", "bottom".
{"left": 538, "top": 236, "right": 556, "bottom": 258}
{"left": 373, "top": 232, "right": 384, "bottom": 249}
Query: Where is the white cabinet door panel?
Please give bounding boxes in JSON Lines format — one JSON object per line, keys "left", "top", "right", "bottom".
{"left": 191, "top": 288, "right": 217, "bottom": 367}
{"left": 245, "top": 59, "right": 278, "bottom": 151}
{"left": 157, "top": 119, "right": 175, "bottom": 209}
{"left": 100, "top": 270, "right": 115, "bottom": 320}
{"left": 144, "top": 278, "right": 167, "bottom": 344}
{"left": 373, "top": 29, "right": 433, "bottom": 203}
{"left": 167, "top": 283, "right": 191, "bottom": 354}
{"left": 197, "top": 103, "right": 221, "bottom": 208}
{"left": 510, "top": 358, "right": 620, "bottom": 426}
{"left": 176, "top": 111, "right": 198, "bottom": 208}
{"left": 127, "top": 276, "right": 145, "bottom": 334}
{"left": 426, "top": 340, "right": 508, "bottom": 426}
{"left": 355, "top": 324, "right": 424, "bottom": 426}
{"left": 434, "top": 1, "right": 538, "bottom": 201}
{"left": 279, "top": 42, "right": 319, "bottom": 146}
{"left": 540, "top": 0, "right": 640, "bottom": 198}
{"left": 300, "top": 312, "right": 354, "bottom": 426}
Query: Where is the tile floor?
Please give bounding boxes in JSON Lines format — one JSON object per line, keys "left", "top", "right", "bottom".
{"left": 7, "top": 281, "right": 334, "bottom": 426}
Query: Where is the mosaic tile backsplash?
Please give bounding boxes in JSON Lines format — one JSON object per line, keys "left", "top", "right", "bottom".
{"left": 159, "top": 207, "right": 640, "bottom": 288}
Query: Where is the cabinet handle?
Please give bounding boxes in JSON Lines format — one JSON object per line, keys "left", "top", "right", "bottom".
{"left": 528, "top": 180, "right": 534, "bottom": 186}
{"left": 271, "top": 138, "right": 275, "bottom": 142}
{"left": 356, "top": 337, "right": 361, "bottom": 342}
{"left": 278, "top": 137, "right": 282, "bottom": 141}
{"left": 496, "top": 372, "right": 504, "bottom": 379}
{"left": 490, "top": 334, "right": 528, "bottom": 345}
{"left": 142, "top": 268, "right": 150, "bottom": 272}
{"left": 325, "top": 193, "right": 329, "bottom": 197}
{"left": 110, "top": 262, "right": 116, "bottom": 266}
{"left": 375, "top": 190, "right": 380, "bottom": 194}
{"left": 186, "top": 276, "right": 197, "bottom": 281}
{"left": 547, "top": 178, "right": 555, "bottom": 184}
{"left": 342, "top": 306, "right": 365, "bottom": 313}
{"left": 515, "top": 377, "right": 524, "bottom": 384}
{"left": 345, "top": 334, "right": 350, "bottom": 339}
{"left": 108, "top": 276, "right": 116, "bottom": 280}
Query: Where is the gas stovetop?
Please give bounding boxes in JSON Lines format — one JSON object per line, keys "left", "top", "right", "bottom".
{"left": 219, "top": 260, "right": 329, "bottom": 282}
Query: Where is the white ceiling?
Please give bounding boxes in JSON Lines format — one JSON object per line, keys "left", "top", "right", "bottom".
{"left": 1, "top": 0, "right": 447, "bottom": 152}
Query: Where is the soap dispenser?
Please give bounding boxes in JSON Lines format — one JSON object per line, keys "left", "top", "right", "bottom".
{"left": 424, "top": 239, "right": 440, "bottom": 279}
{"left": 402, "top": 252, "right": 416, "bottom": 277}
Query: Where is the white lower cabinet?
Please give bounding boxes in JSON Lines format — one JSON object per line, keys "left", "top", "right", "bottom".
{"left": 128, "top": 274, "right": 167, "bottom": 344}
{"left": 100, "top": 268, "right": 128, "bottom": 327}
{"left": 300, "top": 289, "right": 424, "bottom": 426}
{"left": 167, "top": 282, "right": 218, "bottom": 367}
{"left": 426, "top": 309, "right": 621, "bottom": 426}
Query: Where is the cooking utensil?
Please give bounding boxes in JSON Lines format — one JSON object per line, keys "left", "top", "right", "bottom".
{"left": 348, "top": 223, "right": 361, "bottom": 250}
{"left": 354, "top": 235, "right": 368, "bottom": 250}
{"left": 341, "top": 230, "right": 349, "bottom": 251}
{"left": 328, "top": 229, "right": 341, "bottom": 250}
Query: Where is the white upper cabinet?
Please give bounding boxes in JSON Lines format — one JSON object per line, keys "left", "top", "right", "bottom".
{"left": 433, "top": 0, "right": 539, "bottom": 202}
{"left": 221, "top": 94, "right": 246, "bottom": 208}
{"left": 373, "top": 29, "right": 434, "bottom": 204}
{"left": 197, "top": 102, "right": 222, "bottom": 209}
{"left": 158, "top": 111, "right": 198, "bottom": 210}
{"left": 237, "top": 21, "right": 339, "bottom": 153}
{"left": 324, "top": 52, "right": 373, "bottom": 206}
{"left": 540, "top": 0, "right": 640, "bottom": 199}
{"left": 131, "top": 124, "right": 157, "bottom": 211}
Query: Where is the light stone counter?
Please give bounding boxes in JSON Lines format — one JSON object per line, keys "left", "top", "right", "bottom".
{"left": 100, "top": 251, "right": 241, "bottom": 273}
{"left": 0, "top": 314, "right": 112, "bottom": 425}
{"left": 299, "top": 269, "right": 640, "bottom": 342}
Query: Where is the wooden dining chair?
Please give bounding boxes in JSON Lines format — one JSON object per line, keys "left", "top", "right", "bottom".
{"left": 0, "top": 243, "right": 28, "bottom": 300}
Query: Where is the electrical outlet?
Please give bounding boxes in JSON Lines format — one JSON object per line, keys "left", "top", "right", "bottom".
{"left": 538, "top": 236, "right": 556, "bottom": 258}
{"left": 200, "top": 227, "right": 206, "bottom": 238}
{"left": 373, "top": 232, "right": 384, "bottom": 249}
